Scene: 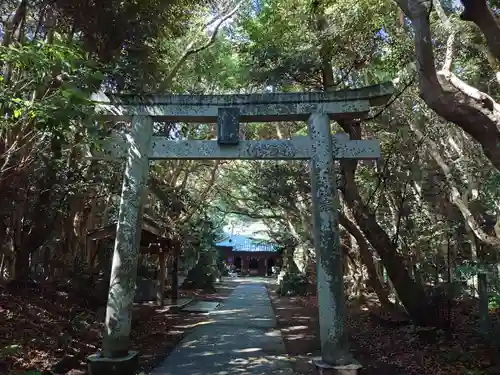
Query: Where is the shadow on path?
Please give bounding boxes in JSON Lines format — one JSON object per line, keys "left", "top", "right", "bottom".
{"left": 150, "top": 281, "right": 293, "bottom": 375}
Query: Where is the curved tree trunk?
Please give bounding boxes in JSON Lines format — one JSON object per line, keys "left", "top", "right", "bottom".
{"left": 340, "top": 168, "right": 434, "bottom": 325}
{"left": 459, "top": 0, "right": 500, "bottom": 61}
{"left": 395, "top": 0, "right": 500, "bottom": 171}
{"left": 339, "top": 211, "right": 393, "bottom": 309}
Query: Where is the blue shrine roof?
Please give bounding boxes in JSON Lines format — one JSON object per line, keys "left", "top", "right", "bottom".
{"left": 215, "top": 234, "right": 277, "bottom": 252}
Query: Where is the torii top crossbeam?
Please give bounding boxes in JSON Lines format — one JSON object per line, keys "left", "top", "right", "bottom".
{"left": 92, "top": 83, "right": 393, "bottom": 123}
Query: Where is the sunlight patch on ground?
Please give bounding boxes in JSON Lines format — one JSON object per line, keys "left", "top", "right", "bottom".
{"left": 81, "top": 341, "right": 98, "bottom": 349}
{"left": 155, "top": 307, "right": 171, "bottom": 313}
{"left": 174, "top": 320, "right": 215, "bottom": 329}
{"left": 250, "top": 317, "right": 272, "bottom": 321}
{"left": 227, "top": 355, "right": 286, "bottom": 366}
{"left": 183, "top": 340, "right": 201, "bottom": 348}
{"left": 282, "top": 325, "right": 308, "bottom": 332}
{"left": 167, "top": 330, "right": 184, "bottom": 335}
{"left": 290, "top": 316, "right": 312, "bottom": 322}
{"left": 232, "top": 347, "right": 262, "bottom": 353}
{"left": 229, "top": 357, "right": 269, "bottom": 365}
{"left": 210, "top": 308, "right": 247, "bottom": 314}
{"left": 265, "top": 330, "right": 282, "bottom": 337}
{"left": 287, "top": 334, "right": 307, "bottom": 340}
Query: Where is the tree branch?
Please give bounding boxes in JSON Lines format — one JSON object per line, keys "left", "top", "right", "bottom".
{"left": 180, "top": 161, "right": 220, "bottom": 223}
{"left": 394, "top": 0, "right": 500, "bottom": 171}
{"left": 410, "top": 119, "right": 500, "bottom": 247}
{"left": 441, "top": 31, "right": 455, "bottom": 72}
{"left": 160, "top": 0, "right": 244, "bottom": 91}
{"left": 460, "top": 0, "right": 500, "bottom": 62}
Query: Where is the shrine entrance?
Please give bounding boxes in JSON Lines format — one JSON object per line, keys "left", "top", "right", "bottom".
{"left": 233, "top": 256, "right": 242, "bottom": 271}
{"left": 248, "top": 258, "right": 259, "bottom": 269}
{"left": 87, "top": 83, "right": 393, "bottom": 374}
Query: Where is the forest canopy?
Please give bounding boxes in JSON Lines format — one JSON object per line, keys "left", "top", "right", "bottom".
{"left": 1, "top": 1, "right": 500, "bottom": 372}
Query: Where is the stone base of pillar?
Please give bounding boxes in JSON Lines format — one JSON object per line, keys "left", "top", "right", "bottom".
{"left": 87, "top": 351, "right": 138, "bottom": 375}
{"left": 313, "top": 357, "right": 362, "bottom": 375}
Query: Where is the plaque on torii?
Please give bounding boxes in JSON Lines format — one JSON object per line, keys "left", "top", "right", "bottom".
{"left": 87, "top": 83, "right": 394, "bottom": 374}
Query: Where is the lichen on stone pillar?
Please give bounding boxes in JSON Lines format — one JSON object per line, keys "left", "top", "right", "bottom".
{"left": 308, "top": 112, "right": 353, "bottom": 366}
{"left": 102, "top": 113, "right": 153, "bottom": 358}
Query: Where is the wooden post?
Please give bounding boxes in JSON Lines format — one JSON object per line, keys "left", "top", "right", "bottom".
{"left": 171, "top": 254, "right": 179, "bottom": 302}
{"left": 478, "top": 272, "right": 490, "bottom": 336}
{"left": 157, "top": 250, "right": 166, "bottom": 307}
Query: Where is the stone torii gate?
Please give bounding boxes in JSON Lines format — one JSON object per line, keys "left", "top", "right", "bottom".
{"left": 86, "top": 83, "right": 394, "bottom": 375}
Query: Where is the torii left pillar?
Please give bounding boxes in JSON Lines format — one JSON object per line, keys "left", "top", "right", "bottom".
{"left": 88, "top": 113, "right": 153, "bottom": 375}
{"left": 309, "top": 112, "right": 361, "bottom": 375}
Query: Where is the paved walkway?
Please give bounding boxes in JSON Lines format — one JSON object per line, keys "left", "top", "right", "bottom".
{"left": 150, "top": 281, "right": 293, "bottom": 375}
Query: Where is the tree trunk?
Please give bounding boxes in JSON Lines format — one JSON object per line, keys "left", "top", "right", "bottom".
{"left": 395, "top": 0, "right": 500, "bottom": 171}
{"left": 340, "top": 180, "right": 434, "bottom": 324}
{"left": 171, "top": 255, "right": 179, "bottom": 302}
{"left": 14, "top": 245, "right": 30, "bottom": 280}
{"left": 478, "top": 272, "right": 491, "bottom": 336}
{"left": 460, "top": 0, "right": 500, "bottom": 62}
{"left": 157, "top": 251, "right": 166, "bottom": 307}
{"left": 339, "top": 212, "right": 393, "bottom": 309}
{"left": 43, "top": 247, "right": 51, "bottom": 280}
{"left": 0, "top": 253, "right": 6, "bottom": 280}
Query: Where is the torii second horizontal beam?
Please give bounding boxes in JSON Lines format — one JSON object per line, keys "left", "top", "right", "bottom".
{"left": 88, "top": 134, "right": 380, "bottom": 160}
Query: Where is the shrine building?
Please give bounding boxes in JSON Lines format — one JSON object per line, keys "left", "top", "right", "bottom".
{"left": 215, "top": 234, "right": 281, "bottom": 276}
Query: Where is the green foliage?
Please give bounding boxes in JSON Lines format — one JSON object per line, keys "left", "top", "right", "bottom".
{"left": 489, "top": 294, "right": 500, "bottom": 309}
{"left": 236, "top": 0, "right": 403, "bottom": 89}
{"left": 0, "top": 344, "right": 22, "bottom": 359}
{"left": 456, "top": 261, "right": 498, "bottom": 279}
{"left": 2, "top": 0, "right": 500, "bottom": 370}
{"left": 183, "top": 251, "right": 220, "bottom": 291}
{"left": 172, "top": 35, "right": 246, "bottom": 93}
{"left": 181, "top": 208, "right": 223, "bottom": 261}
{"left": 277, "top": 273, "right": 309, "bottom": 296}
{"left": 456, "top": 262, "right": 500, "bottom": 311}
{"left": 54, "top": 0, "right": 204, "bottom": 63}
{"left": 0, "top": 41, "right": 104, "bottom": 145}
{"left": 217, "top": 249, "right": 230, "bottom": 276}
{"left": 481, "top": 171, "right": 500, "bottom": 210}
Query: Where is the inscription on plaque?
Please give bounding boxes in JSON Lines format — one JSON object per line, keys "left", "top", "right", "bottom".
{"left": 217, "top": 107, "right": 240, "bottom": 145}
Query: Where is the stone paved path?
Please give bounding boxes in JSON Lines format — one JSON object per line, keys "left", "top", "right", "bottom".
{"left": 150, "top": 282, "right": 294, "bottom": 375}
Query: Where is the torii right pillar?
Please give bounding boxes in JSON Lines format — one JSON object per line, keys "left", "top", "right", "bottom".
{"left": 309, "top": 111, "right": 361, "bottom": 375}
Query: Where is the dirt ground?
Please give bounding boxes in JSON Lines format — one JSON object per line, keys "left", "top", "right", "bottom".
{"left": 267, "top": 285, "right": 500, "bottom": 375}
{"left": 0, "top": 279, "right": 237, "bottom": 375}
